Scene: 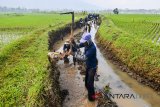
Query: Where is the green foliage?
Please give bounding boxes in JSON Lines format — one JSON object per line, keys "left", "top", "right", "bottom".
{"left": 0, "top": 13, "right": 84, "bottom": 106}
{"left": 108, "top": 14, "right": 160, "bottom": 42}
{"left": 98, "top": 14, "right": 160, "bottom": 85}
{"left": 0, "top": 13, "right": 82, "bottom": 49}
{"left": 0, "top": 13, "right": 71, "bottom": 28}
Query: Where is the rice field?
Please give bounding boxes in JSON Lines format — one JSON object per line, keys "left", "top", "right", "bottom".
{"left": 0, "top": 13, "right": 73, "bottom": 50}
{"left": 108, "top": 14, "right": 160, "bottom": 43}
{"left": 0, "top": 13, "right": 83, "bottom": 106}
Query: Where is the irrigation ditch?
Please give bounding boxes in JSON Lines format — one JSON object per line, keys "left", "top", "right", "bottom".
{"left": 43, "top": 21, "right": 81, "bottom": 106}
{"left": 45, "top": 17, "right": 160, "bottom": 107}
{"left": 96, "top": 34, "right": 160, "bottom": 94}
{"left": 46, "top": 19, "right": 118, "bottom": 106}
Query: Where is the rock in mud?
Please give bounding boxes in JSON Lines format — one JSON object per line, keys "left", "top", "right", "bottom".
{"left": 61, "top": 89, "right": 69, "bottom": 101}
{"left": 97, "top": 97, "right": 118, "bottom": 107}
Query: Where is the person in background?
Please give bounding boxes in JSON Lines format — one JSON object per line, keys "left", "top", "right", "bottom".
{"left": 82, "top": 24, "right": 91, "bottom": 37}
{"left": 79, "top": 18, "right": 84, "bottom": 28}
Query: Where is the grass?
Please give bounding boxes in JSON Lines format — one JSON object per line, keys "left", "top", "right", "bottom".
{"left": 0, "top": 31, "right": 48, "bottom": 106}
{"left": 108, "top": 14, "right": 160, "bottom": 42}
{"left": 0, "top": 25, "right": 58, "bottom": 106}
{"left": 0, "top": 13, "right": 82, "bottom": 49}
{"left": 98, "top": 14, "right": 160, "bottom": 88}
{"left": 0, "top": 13, "right": 70, "bottom": 28}
{"left": 0, "top": 13, "right": 84, "bottom": 106}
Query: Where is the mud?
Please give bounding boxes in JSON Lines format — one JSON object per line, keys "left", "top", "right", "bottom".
{"left": 56, "top": 30, "right": 98, "bottom": 107}
{"left": 43, "top": 20, "right": 83, "bottom": 107}
{"left": 45, "top": 18, "right": 159, "bottom": 107}
{"left": 56, "top": 25, "right": 117, "bottom": 107}
{"left": 43, "top": 63, "right": 62, "bottom": 107}
{"left": 47, "top": 21, "right": 117, "bottom": 106}
{"left": 97, "top": 98, "right": 117, "bottom": 107}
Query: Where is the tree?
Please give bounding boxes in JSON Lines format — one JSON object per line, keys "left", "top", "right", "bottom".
{"left": 113, "top": 8, "right": 119, "bottom": 14}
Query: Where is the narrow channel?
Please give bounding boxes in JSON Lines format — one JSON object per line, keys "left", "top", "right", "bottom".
{"left": 57, "top": 24, "right": 160, "bottom": 107}
{"left": 91, "top": 24, "right": 160, "bottom": 107}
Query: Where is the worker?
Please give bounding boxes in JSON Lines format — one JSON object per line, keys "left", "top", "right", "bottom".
{"left": 76, "top": 33, "right": 98, "bottom": 101}
{"left": 69, "top": 37, "right": 78, "bottom": 65}
{"left": 62, "top": 39, "right": 71, "bottom": 63}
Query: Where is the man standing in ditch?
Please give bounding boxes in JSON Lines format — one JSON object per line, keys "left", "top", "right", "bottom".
{"left": 76, "top": 33, "right": 97, "bottom": 101}
{"left": 62, "top": 39, "right": 71, "bottom": 63}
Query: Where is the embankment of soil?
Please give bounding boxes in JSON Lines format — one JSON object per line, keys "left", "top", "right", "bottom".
{"left": 97, "top": 97, "right": 117, "bottom": 107}
{"left": 44, "top": 18, "right": 118, "bottom": 106}
{"left": 43, "top": 63, "right": 62, "bottom": 107}
{"left": 42, "top": 21, "right": 82, "bottom": 107}
{"left": 96, "top": 34, "right": 160, "bottom": 95}
{"left": 48, "top": 21, "right": 81, "bottom": 51}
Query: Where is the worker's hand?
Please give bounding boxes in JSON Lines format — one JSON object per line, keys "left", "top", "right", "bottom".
{"left": 66, "top": 52, "right": 71, "bottom": 56}
{"left": 61, "top": 53, "right": 66, "bottom": 59}
{"left": 59, "top": 54, "right": 64, "bottom": 59}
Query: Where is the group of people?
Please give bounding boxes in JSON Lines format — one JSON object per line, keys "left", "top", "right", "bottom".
{"left": 79, "top": 13, "right": 100, "bottom": 28}
{"left": 62, "top": 21, "right": 98, "bottom": 102}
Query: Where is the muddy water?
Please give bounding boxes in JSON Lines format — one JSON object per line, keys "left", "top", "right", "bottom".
{"left": 57, "top": 25, "right": 160, "bottom": 107}
{"left": 0, "top": 33, "right": 23, "bottom": 49}
{"left": 57, "top": 30, "right": 97, "bottom": 107}
{"left": 58, "top": 52, "right": 98, "bottom": 107}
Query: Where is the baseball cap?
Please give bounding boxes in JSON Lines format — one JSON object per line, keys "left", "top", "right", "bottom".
{"left": 80, "top": 33, "right": 91, "bottom": 43}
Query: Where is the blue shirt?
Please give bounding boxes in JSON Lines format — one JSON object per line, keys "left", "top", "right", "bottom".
{"left": 79, "top": 42, "right": 97, "bottom": 69}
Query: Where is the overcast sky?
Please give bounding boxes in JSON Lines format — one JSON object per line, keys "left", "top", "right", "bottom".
{"left": 0, "top": 0, "right": 160, "bottom": 10}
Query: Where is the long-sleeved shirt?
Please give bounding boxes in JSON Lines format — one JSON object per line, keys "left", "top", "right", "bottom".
{"left": 78, "top": 42, "right": 97, "bottom": 69}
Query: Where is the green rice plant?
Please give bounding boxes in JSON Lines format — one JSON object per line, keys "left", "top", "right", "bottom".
{"left": 0, "top": 13, "right": 84, "bottom": 106}
{"left": 98, "top": 14, "right": 160, "bottom": 90}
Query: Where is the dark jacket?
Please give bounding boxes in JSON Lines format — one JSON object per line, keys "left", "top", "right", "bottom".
{"left": 79, "top": 42, "right": 97, "bottom": 69}
{"left": 63, "top": 44, "right": 70, "bottom": 52}
{"left": 63, "top": 42, "right": 78, "bottom": 52}
{"left": 71, "top": 43, "right": 77, "bottom": 53}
